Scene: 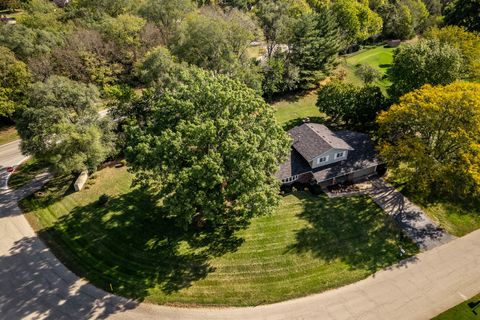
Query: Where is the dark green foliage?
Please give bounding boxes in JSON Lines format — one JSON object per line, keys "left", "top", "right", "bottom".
{"left": 124, "top": 68, "right": 290, "bottom": 231}
{"left": 316, "top": 81, "right": 387, "bottom": 130}
{"left": 289, "top": 9, "right": 342, "bottom": 89}
{"left": 262, "top": 52, "right": 299, "bottom": 99}
{"left": 16, "top": 76, "right": 116, "bottom": 174}
{"left": 444, "top": 0, "right": 480, "bottom": 32}
{"left": 0, "top": 24, "right": 64, "bottom": 60}
{"left": 388, "top": 39, "right": 463, "bottom": 99}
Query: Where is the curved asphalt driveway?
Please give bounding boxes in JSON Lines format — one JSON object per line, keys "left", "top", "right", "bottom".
{"left": 1, "top": 141, "right": 480, "bottom": 319}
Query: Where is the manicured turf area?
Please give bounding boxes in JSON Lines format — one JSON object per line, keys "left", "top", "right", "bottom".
{"left": 411, "top": 199, "right": 480, "bottom": 237}
{"left": 273, "top": 92, "right": 323, "bottom": 126}
{"left": 387, "top": 173, "right": 480, "bottom": 237}
{"left": 0, "top": 125, "right": 19, "bottom": 146}
{"left": 21, "top": 166, "right": 417, "bottom": 306}
{"left": 8, "top": 157, "right": 48, "bottom": 190}
{"left": 433, "top": 293, "right": 480, "bottom": 319}
{"left": 340, "top": 45, "right": 395, "bottom": 92}
{"left": 273, "top": 45, "right": 395, "bottom": 125}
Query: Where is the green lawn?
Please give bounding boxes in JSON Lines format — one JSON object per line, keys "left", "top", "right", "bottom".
{"left": 273, "top": 92, "right": 323, "bottom": 127}
{"left": 387, "top": 171, "right": 480, "bottom": 237}
{"left": 433, "top": 293, "right": 480, "bottom": 319}
{"left": 272, "top": 45, "right": 396, "bottom": 126}
{"left": 8, "top": 157, "right": 49, "bottom": 190}
{"left": 341, "top": 45, "right": 395, "bottom": 92}
{"left": 21, "top": 166, "right": 417, "bottom": 306}
{"left": 411, "top": 199, "right": 480, "bottom": 237}
{"left": 0, "top": 125, "right": 19, "bottom": 146}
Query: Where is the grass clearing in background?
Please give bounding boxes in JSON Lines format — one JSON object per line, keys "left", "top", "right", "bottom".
{"left": 21, "top": 166, "right": 418, "bottom": 306}
{"left": 340, "top": 45, "right": 395, "bottom": 92}
{"left": 272, "top": 45, "right": 396, "bottom": 125}
{"left": 0, "top": 125, "right": 19, "bottom": 146}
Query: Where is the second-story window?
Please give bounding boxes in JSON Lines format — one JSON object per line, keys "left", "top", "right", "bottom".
{"left": 317, "top": 156, "right": 328, "bottom": 164}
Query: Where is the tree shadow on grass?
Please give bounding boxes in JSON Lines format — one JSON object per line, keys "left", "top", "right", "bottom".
{"left": 282, "top": 116, "right": 331, "bottom": 131}
{"left": 38, "top": 188, "right": 243, "bottom": 301}
{"left": 0, "top": 236, "right": 138, "bottom": 320}
{"left": 288, "top": 192, "right": 418, "bottom": 274}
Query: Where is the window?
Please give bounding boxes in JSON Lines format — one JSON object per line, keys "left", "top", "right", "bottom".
{"left": 335, "top": 152, "right": 344, "bottom": 159}
{"left": 317, "top": 156, "right": 329, "bottom": 164}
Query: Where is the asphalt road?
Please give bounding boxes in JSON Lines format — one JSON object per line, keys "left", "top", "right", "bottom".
{"left": 0, "top": 140, "right": 28, "bottom": 190}
{"left": 1, "top": 138, "right": 480, "bottom": 320}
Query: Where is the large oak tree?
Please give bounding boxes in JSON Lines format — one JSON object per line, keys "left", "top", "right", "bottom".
{"left": 124, "top": 68, "right": 290, "bottom": 231}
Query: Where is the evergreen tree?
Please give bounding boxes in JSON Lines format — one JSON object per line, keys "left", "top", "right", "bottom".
{"left": 289, "top": 9, "right": 342, "bottom": 89}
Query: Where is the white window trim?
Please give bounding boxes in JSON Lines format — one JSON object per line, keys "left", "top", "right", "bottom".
{"left": 317, "top": 155, "right": 329, "bottom": 164}
{"left": 335, "top": 152, "right": 344, "bottom": 159}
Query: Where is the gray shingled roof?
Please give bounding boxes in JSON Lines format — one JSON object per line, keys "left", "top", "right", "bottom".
{"left": 276, "top": 129, "right": 380, "bottom": 181}
{"left": 288, "top": 123, "right": 353, "bottom": 161}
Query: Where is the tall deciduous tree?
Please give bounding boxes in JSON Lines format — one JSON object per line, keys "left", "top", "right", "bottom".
{"left": 331, "top": 0, "right": 383, "bottom": 45}
{"left": 378, "top": 81, "right": 480, "bottom": 198}
{"left": 124, "top": 68, "right": 290, "bottom": 231}
{"left": 138, "top": 0, "right": 195, "bottom": 44}
{"left": 171, "top": 8, "right": 262, "bottom": 92}
{"left": 255, "top": 0, "right": 304, "bottom": 59}
{"left": 388, "top": 39, "right": 463, "bottom": 99}
{"left": 316, "top": 81, "right": 386, "bottom": 130}
{"left": 444, "top": 0, "right": 480, "bottom": 32}
{"left": 425, "top": 26, "right": 480, "bottom": 81}
{"left": 378, "top": 3, "right": 414, "bottom": 39}
{"left": 0, "top": 46, "right": 31, "bottom": 118}
{"left": 16, "top": 76, "right": 115, "bottom": 174}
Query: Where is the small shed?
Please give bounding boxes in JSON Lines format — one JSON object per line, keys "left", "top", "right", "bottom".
{"left": 74, "top": 171, "right": 88, "bottom": 192}
{"left": 386, "top": 40, "right": 401, "bottom": 48}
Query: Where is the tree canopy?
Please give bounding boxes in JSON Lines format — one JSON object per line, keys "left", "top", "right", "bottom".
{"left": 16, "top": 76, "right": 115, "bottom": 174}
{"left": 124, "top": 68, "right": 290, "bottom": 231}
{"left": 444, "top": 0, "right": 480, "bottom": 32}
{"left": 331, "top": 0, "right": 382, "bottom": 45}
{"left": 378, "top": 81, "right": 480, "bottom": 198}
{"left": 0, "top": 46, "right": 31, "bottom": 118}
{"left": 388, "top": 39, "right": 463, "bottom": 99}
{"left": 170, "top": 8, "right": 262, "bottom": 92}
{"left": 316, "top": 81, "right": 386, "bottom": 130}
{"left": 425, "top": 26, "right": 480, "bottom": 81}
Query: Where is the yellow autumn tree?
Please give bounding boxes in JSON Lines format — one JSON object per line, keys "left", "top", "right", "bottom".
{"left": 377, "top": 81, "right": 480, "bottom": 198}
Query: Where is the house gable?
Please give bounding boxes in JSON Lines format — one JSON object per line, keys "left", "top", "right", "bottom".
{"left": 289, "top": 123, "right": 353, "bottom": 168}
{"left": 310, "top": 148, "right": 349, "bottom": 169}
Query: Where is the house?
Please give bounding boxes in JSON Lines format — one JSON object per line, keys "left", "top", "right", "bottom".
{"left": 276, "top": 123, "right": 383, "bottom": 188}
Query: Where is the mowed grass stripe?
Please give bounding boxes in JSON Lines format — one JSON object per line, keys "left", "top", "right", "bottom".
{"left": 21, "top": 166, "right": 418, "bottom": 306}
